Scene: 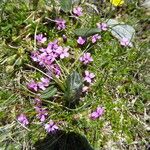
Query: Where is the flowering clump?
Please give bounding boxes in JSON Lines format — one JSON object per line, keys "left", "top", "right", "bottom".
{"left": 17, "top": 114, "right": 29, "bottom": 126}
{"left": 55, "top": 19, "right": 66, "bottom": 30}
{"left": 97, "top": 22, "right": 108, "bottom": 31}
{"left": 80, "top": 53, "right": 93, "bottom": 65}
{"left": 30, "top": 39, "right": 70, "bottom": 78}
{"left": 90, "top": 107, "right": 104, "bottom": 120}
{"left": 73, "top": 6, "right": 83, "bottom": 16}
{"left": 17, "top": 6, "right": 113, "bottom": 137}
{"left": 44, "top": 120, "right": 59, "bottom": 133}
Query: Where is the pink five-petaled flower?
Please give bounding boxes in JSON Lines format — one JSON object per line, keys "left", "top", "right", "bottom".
{"left": 45, "top": 120, "right": 59, "bottom": 133}
{"left": 91, "top": 34, "right": 101, "bottom": 43}
{"left": 27, "top": 80, "right": 38, "bottom": 92}
{"left": 90, "top": 107, "right": 104, "bottom": 120}
{"left": 36, "top": 34, "right": 47, "bottom": 43}
{"left": 35, "top": 107, "right": 48, "bottom": 122}
{"left": 17, "top": 114, "right": 29, "bottom": 126}
{"left": 38, "top": 77, "right": 50, "bottom": 91}
{"left": 46, "top": 40, "right": 59, "bottom": 53}
{"left": 55, "top": 19, "right": 66, "bottom": 30}
{"left": 73, "top": 6, "right": 83, "bottom": 16}
{"left": 97, "top": 22, "right": 108, "bottom": 31}
{"left": 77, "top": 37, "right": 86, "bottom": 45}
{"left": 55, "top": 47, "right": 69, "bottom": 59}
{"left": 80, "top": 53, "right": 93, "bottom": 65}
{"left": 84, "top": 71, "right": 95, "bottom": 83}
{"left": 120, "top": 38, "right": 132, "bottom": 47}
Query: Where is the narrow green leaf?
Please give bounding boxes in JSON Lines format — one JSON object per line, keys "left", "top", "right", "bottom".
{"left": 74, "top": 28, "right": 101, "bottom": 37}
{"left": 41, "top": 87, "right": 57, "bottom": 99}
{"left": 41, "top": 86, "right": 55, "bottom": 94}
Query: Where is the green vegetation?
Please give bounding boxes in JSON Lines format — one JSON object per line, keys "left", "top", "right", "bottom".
{"left": 0, "top": 0, "right": 149, "bottom": 149}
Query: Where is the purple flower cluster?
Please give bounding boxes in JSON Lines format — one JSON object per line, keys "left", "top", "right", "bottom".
{"left": 33, "top": 98, "right": 48, "bottom": 122}
{"left": 33, "top": 98, "right": 58, "bottom": 132}
{"left": 31, "top": 39, "right": 70, "bottom": 79}
{"left": 17, "top": 97, "right": 59, "bottom": 133}
{"left": 27, "top": 77, "right": 50, "bottom": 92}
{"left": 90, "top": 107, "right": 104, "bottom": 120}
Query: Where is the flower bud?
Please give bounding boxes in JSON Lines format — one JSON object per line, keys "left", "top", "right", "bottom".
{"left": 6, "top": 65, "right": 14, "bottom": 73}
{"left": 7, "top": 54, "right": 17, "bottom": 65}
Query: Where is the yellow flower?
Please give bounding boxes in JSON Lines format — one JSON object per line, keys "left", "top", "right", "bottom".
{"left": 110, "top": 0, "right": 124, "bottom": 6}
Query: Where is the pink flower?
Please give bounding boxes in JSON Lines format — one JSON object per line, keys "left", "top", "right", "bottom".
{"left": 79, "top": 53, "right": 93, "bottom": 65}
{"left": 90, "top": 107, "right": 104, "bottom": 120}
{"left": 45, "top": 120, "right": 59, "bottom": 133}
{"left": 97, "top": 23, "right": 108, "bottom": 31}
{"left": 73, "top": 6, "right": 83, "bottom": 16}
{"left": 35, "top": 107, "right": 48, "bottom": 122}
{"left": 47, "top": 64, "right": 61, "bottom": 78}
{"left": 27, "top": 80, "right": 38, "bottom": 92}
{"left": 55, "top": 19, "right": 66, "bottom": 30}
{"left": 41, "top": 77, "right": 50, "bottom": 86}
{"left": 82, "top": 86, "right": 89, "bottom": 93}
{"left": 91, "top": 34, "right": 101, "bottom": 43}
{"left": 38, "top": 82, "right": 46, "bottom": 90}
{"left": 31, "top": 51, "right": 40, "bottom": 62}
{"left": 84, "top": 71, "right": 95, "bottom": 83}
{"left": 120, "top": 38, "right": 132, "bottom": 47}
{"left": 17, "top": 114, "right": 29, "bottom": 126}
{"left": 77, "top": 37, "right": 86, "bottom": 45}
{"left": 38, "top": 52, "right": 48, "bottom": 66}
{"left": 38, "top": 77, "right": 50, "bottom": 91}
{"left": 55, "top": 47, "right": 69, "bottom": 59}
{"left": 36, "top": 34, "right": 47, "bottom": 43}
{"left": 46, "top": 40, "right": 59, "bottom": 53}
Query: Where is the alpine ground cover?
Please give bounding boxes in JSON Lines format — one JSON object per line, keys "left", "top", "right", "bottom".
{"left": 0, "top": 0, "right": 150, "bottom": 149}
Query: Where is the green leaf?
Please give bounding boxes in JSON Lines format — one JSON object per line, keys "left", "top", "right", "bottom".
{"left": 40, "top": 86, "right": 57, "bottom": 99}
{"left": 74, "top": 28, "right": 101, "bottom": 37}
{"left": 64, "top": 71, "right": 83, "bottom": 108}
{"left": 60, "top": 0, "right": 72, "bottom": 12}
{"left": 107, "top": 19, "right": 135, "bottom": 46}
